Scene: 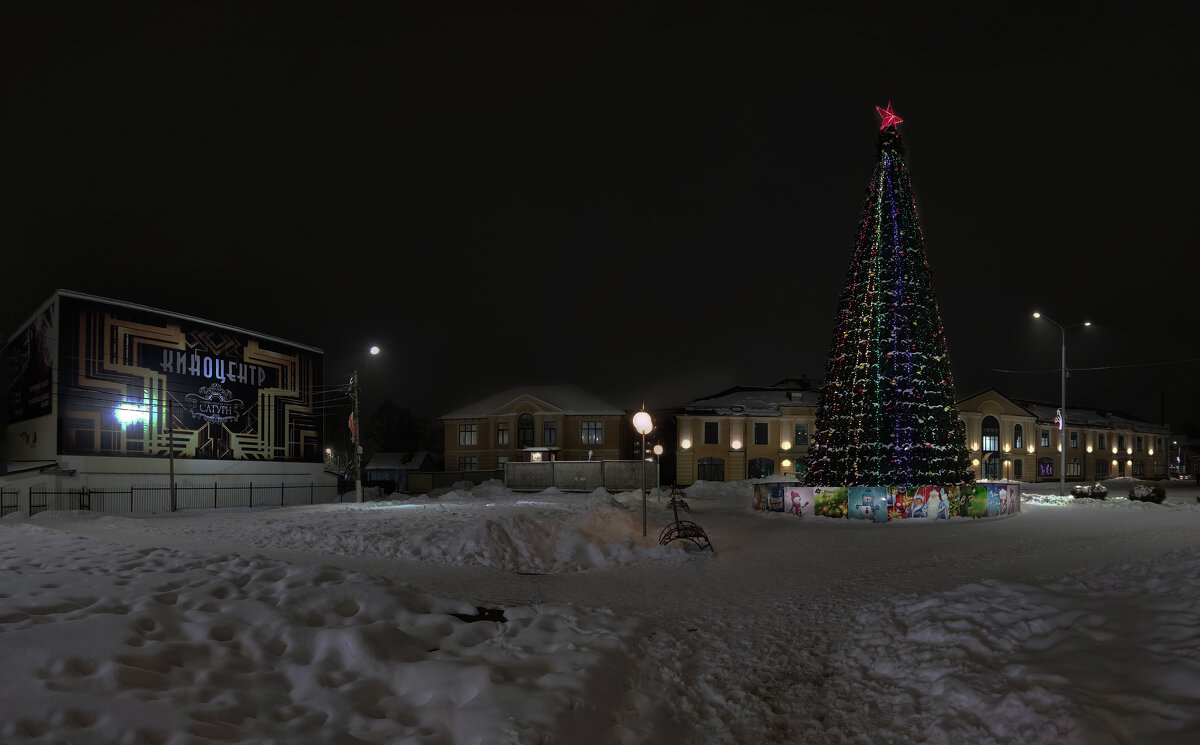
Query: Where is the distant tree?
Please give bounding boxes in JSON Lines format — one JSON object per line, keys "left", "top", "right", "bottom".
{"left": 365, "top": 400, "right": 441, "bottom": 454}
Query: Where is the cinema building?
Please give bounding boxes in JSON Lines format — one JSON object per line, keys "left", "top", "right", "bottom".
{"left": 1, "top": 291, "right": 333, "bottom": 515}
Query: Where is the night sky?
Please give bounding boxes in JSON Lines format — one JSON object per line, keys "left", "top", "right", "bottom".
{"left": 4, "top": 3, "right": 1199, "bottom": 432}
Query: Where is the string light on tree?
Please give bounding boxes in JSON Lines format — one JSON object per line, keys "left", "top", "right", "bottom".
{"left": 803, "top": 104, "right": 973, "bottom": 488}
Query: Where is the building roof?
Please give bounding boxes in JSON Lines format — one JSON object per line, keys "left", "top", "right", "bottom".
{"left": 440, "top": 385, "right": 626, "bottom": 420}
{"left": 364, "top": 451, "right": 431, "bottom": 470}
{"left": 36, "top": 290, "right": 324, "bottom": 354}
{"left": 1011, "top": 399, "right": 1171, "bottom": 434}
{"left": 683, "top": 382, "right": 822, "bottom": 417}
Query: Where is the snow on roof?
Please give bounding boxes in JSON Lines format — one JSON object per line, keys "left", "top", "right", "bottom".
{"left": 684, "top": 385, "right": 822, "bottom": 416}
{"left": 440, "top": 385, "right": 626, "bottom": 420}
{"left": 364, "top": 452, "right": 430, "bottom": 470}
{"left": 1012, "top": 399, "right": 1170, "bottom": 433}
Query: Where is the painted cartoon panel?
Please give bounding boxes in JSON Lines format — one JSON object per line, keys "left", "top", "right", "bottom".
{"left": 813, "top": 486, "right": 848, "bottom": 519}
{"left": 917, "top": 486, "right": 949, "bottom": 519}
{"left": 787, "top": 486, "right": 815, "bottom": 518}
{"left": 886, "top": 486, "right": 919, "bottom": 520}
{"left": 966, "top": 485, "right": 988, "bottom": 518}
{"left": 848, "top": 486, "right": 889, "bottom": 523}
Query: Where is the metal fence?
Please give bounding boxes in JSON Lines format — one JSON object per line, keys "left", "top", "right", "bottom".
{"left": 26, "top": 482, "right": 348, "bottom": 515}
{"left": 1, "top": 487, "right": 17, "bottom": 517}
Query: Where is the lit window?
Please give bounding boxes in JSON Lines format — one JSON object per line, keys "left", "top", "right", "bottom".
{"left": 982, "top": 417, "right": 1000, "bottom": 451}
{"left": 1038, "top": 457, "right": 1053, "bottom": 476}
{"left": 1013, "top": 424, "right": 1023, "bottom": 449}
{"left": 1040, "top": 430, "right": 1050, "bottom": 447}
{"left": 1069, "top": 431, "right": 1078, "bottom": 449}
{"left": 1067, "top": 459, "right": 1081, "bottom": 476}
{"left": 496, "top": 423, "right": 509, "bottom": 446}
{"left": 458, "top": 424, "right": 477, "bottom": 446}
{"left": 582, "top": 421, "right": 603, "bottom": 445}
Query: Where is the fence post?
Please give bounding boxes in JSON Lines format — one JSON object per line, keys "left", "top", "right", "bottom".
{"left": 214, "top": 482, "right": 218, "bottom": 510}
{"left": 131, "top": 486, "right": 135, "bottom": 513}
{"left": 281, "top": 482, "right": 285, "bottom": 506}
{"left": 310, "top": 482, "right": 314, "bottom": 505}
{"left": 249, "top": 482, "right": 253, "bottom": 508}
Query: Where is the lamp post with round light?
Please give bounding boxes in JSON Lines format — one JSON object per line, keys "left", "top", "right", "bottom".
{"left": 352, "top": 344, "right": 382, "bottom": 503}
{"left": 653, "top": 444, "right": 663, "bottom": 502}
{"left": 632, "top": 406, "right": 653, "bottom": 537}
{"left": 1032, "top": 312, "right": 1091, "bottom": 496}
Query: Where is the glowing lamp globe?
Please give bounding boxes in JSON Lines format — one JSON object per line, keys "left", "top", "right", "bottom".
{"left": 653, "top": 444, "right": 663, "bottom": 456}
{"left": 369, "top": 346, "right": 381, "bottom": 355}
{"left": 632, "top": 411, "right": 653, "bottom": 436}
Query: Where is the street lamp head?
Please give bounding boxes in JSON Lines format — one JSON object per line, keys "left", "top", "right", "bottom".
{"left": 632, "top": 410, "right": 653, "bottom": 436}
{"left": 1032, "top": 312, "right": 1041, "bottom": 319}
{"left": 1082, "top": 321, "right": 1092, "bottom": 327}
{"left": 369, "top": 346, "right": 381, "bottom": 355}
{"left": 653, "top": 444, "right": 663, "bottom": 456}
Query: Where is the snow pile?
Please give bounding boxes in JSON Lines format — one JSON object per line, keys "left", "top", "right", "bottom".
{"left": 0, "top": 523, "right": 639, "bottom": 745}
{"left": 3, "top": 480, "right": 1200, "bottom": 743}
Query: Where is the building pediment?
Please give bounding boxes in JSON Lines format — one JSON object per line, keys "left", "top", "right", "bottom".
{"left": 957, "top": 389, "right": 1036, "bottom": 418}
{"left": 493, "top": 394, "right": 564, "bottom": 416}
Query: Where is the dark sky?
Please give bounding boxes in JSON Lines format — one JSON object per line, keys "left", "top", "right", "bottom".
{"left": 4, "top": 2, "right": 1199, "bottom": 431}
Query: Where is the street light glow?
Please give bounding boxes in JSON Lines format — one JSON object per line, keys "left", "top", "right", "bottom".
{"left": 369, "top": 345, "right": 381, "bottom": 355}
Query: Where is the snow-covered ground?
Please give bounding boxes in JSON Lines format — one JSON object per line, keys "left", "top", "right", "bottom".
{"left": 3, "top": 478, "right": 1199, "bottom": 744}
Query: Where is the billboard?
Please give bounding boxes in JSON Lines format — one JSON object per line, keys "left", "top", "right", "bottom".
{"left": 56, "top": 294, "right": 323, "bottom": 462}
{"left": 1, "top": 305, "right": 54, "bottom": 423}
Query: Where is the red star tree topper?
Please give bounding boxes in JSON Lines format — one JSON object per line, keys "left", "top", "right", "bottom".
{"left": 875, "top": 101, "right": 903, "bottom": 129}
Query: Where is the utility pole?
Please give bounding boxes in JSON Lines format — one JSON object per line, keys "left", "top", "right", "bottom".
{"left": 168, "top": 398, "right": 176, "bottom": 512}
{"left": 352, "top": 369, "right": 363, "bottom": 503}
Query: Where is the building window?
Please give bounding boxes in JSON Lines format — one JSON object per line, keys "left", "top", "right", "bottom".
{"left": 1136, "top": 436, "right": 1144, "bottom": 452}
{"left": 1069, "top": 431, "right": 1078, "bottom": 449}
{"left": 1156, "top": 437, "right": 1162, "bottom": 452}
{"left": 496, "top": 423, "right": 509, "bottom": 446}
{"left": 1095, "top": 459, "right": 1109, "bottom": 478}
{"left": 748, "top": 457, "right": 774, "bottom": 479}
{"left": 458, "top": 456, "right": 477, "bottom": 471}
{"left": 1133, "top": 460, "right": 1145, "bottom": 477}
{"left": 517, "top": 414, "right": 534, "bottom": 448}
{"left": 1040, "top": 430, "right": 1050, "bottom": 447}
{"left": 1118, "top": 459, "right": 1126, "bottom": 477}
{"left": 1038, "top": 457, "right": 1054, "bottom": 476}
{"left": 582, "top": 421, "right": 603, "bottom": 445}
{"left": 982, "top": 416, "right": 1000, "bottom": 452}
{"left": 1156, "top": 462, "right": 1166, "bottom": 477}
{"left": 1098, "top": 433, "right": 1106, "bottom": 451}
{"left": 1014, "top": 424, "right": 1023, "bottom": 449}
{"left": 704, "top": 421, "right": 719, "bottom": 445}
{"left": 543, "top": 420, "right": 557, "bottom": 445}
{"left": 1013, "top": 458, "right": 1023, "bottom": 479}
{"left": 795, "top": 423, "right": 809, "bottom": 447}
{"left": 458, "top": 424, "right": 477, "bottom": 446}
{"left": 754, "top": 422, "right": 768, "bottom": 445}
{"left": 1067, "top": 459, "right": 1081, "bottom": 477}
{"left": 697, "top": 457, "right": 725, "bottom": 481}
{"left": 1118, "top": 435, "right": 1126, "bottom": 452}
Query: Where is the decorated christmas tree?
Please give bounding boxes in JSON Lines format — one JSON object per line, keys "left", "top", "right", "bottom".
{"left": 804, "top": 104, "right": 973, "bottom": 487}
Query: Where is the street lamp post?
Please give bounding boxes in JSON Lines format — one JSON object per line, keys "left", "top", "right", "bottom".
{"left": 1033, "top": 312, "right": 1091, "bottom": 496}
{"left": 350, "top": 345, "right": 382, "bottom": 504}
{"left": 653, "top": 444, "right": 663, "bottom": 502}
{"left": 632, "top": 406, "right": 654, "bottom": 537}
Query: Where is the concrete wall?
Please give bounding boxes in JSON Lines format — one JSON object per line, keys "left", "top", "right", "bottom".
{"left": 503, "top": 460, "right": 653, "bottom": 492}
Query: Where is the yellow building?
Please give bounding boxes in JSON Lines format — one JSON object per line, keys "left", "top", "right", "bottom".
{"left": 957, "top": 389, "right": 1170, "bottom": 483}
{"left": 674, "top": 379, "right": 819, "bottom": 486}
{"left": 440, "top": 385, "right": 629, "bottom": 472}
{"left": 675, "top": 383, "right": 1171, "bottom": 486}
